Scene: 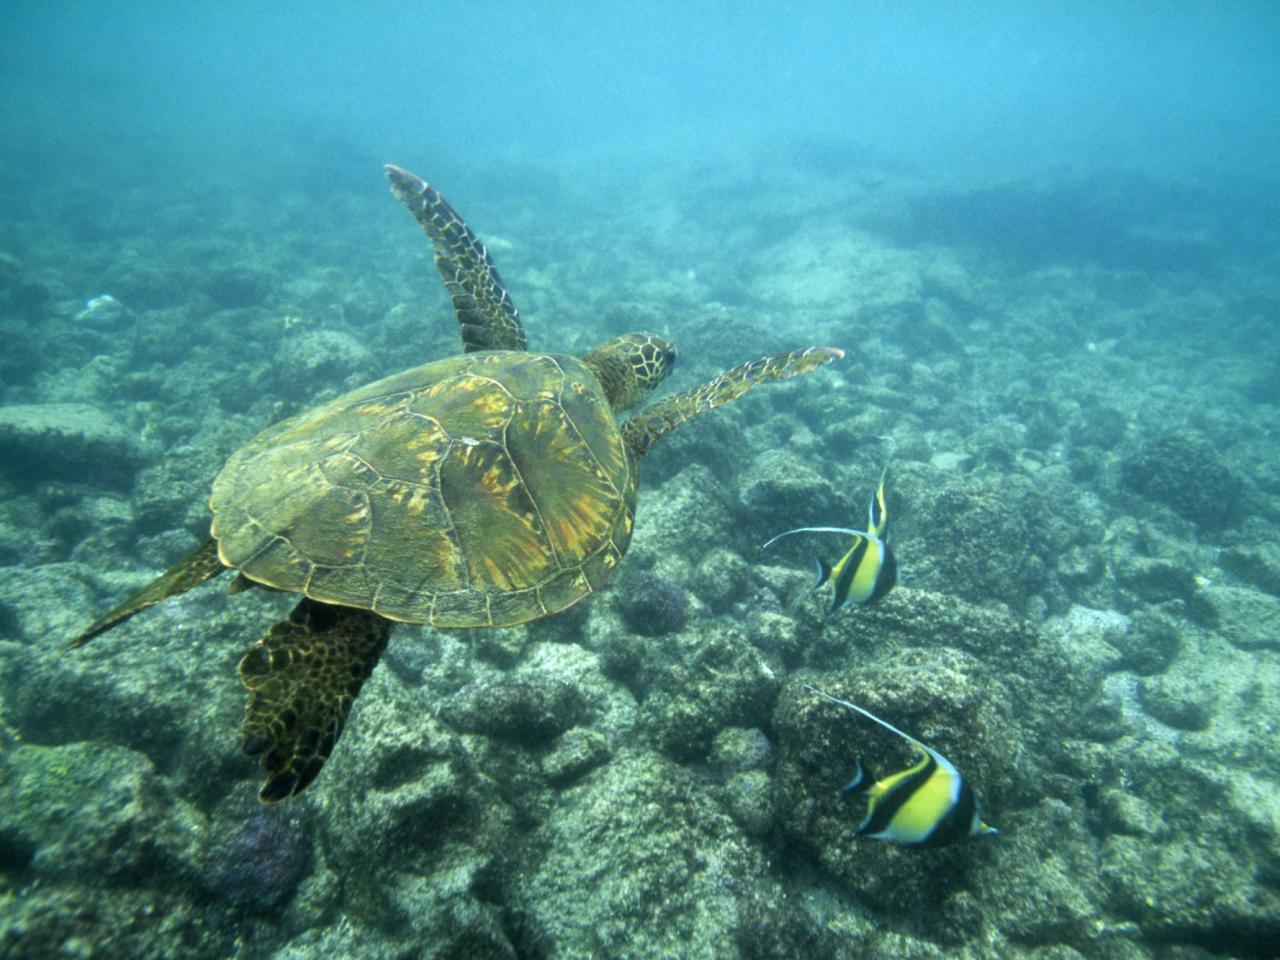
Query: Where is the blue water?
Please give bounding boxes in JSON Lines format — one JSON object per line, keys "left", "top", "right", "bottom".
{"left": 2, "top": 3, "right": 1279, "bottom": 959}
{"left": 5, "top": 2, "right": 1278, "bottom": 185}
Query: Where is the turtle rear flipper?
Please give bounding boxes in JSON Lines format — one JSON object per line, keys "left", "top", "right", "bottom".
{"left": 621, "top": 346, "right": 844, "bottom": 457}
{"left": 385, "top": 164, "right": 527, "bottom": 354}
{"left": 239, "top": 597, "right": 392, "bottom": 803}
{"left": 69, "top": 538, "right": 226, "bottom": 648}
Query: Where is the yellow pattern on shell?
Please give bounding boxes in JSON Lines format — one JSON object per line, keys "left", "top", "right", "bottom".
{"left": 210, "top": 351, "right": 633, "bottom": 627}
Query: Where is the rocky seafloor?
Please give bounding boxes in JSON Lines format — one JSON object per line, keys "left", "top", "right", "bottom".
{"left": 1, "top": 155, "right": 1279, "bottom": 959}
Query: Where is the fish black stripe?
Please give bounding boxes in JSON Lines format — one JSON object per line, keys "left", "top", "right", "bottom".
{"left": 922, "top": 776, "right": 978, "bottom": 847}
{"left": 869, "top": 543, "right": 897, "bottom": 604}
{"left": 830, "top": 537, "right": 870, "bottom": 610}
{"left": 857, "top": 751, "right": 936, "bottom": 837}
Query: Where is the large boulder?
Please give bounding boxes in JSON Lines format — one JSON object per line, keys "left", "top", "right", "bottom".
{"left": 0, "top": 402, "right": 149, "bottom": 489}
{"left": 1121, "top": 431, "right": 1245, "bottom": 528}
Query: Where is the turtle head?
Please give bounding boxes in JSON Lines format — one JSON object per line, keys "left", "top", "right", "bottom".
{"left": 582, "top": 333, "right": 677, "bottom": 412}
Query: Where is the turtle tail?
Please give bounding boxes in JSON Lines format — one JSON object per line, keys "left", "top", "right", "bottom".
{"left": 68, "top": 538, "right": 227, "bottom": 648}
{"left": 621, "top": 346, "right": 843, "bottom": 458}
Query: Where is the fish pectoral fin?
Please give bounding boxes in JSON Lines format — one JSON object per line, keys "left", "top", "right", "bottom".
{"left": 812, "top": 557, "right": 833, "bottom": 589}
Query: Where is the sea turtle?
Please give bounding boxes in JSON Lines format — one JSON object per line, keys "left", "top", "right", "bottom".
{"left": 72, "top": 165, "right": 842, "bottom": 803}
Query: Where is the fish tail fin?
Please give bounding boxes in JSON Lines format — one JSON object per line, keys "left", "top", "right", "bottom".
{"left": 812, "top": 557, "right": 832, "bottom": 589}
{"left": 838, "top": 758, "right": 868, "bottom": 796}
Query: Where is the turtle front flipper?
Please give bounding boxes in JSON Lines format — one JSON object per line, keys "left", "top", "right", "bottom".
{"left": 621, "top": 346, "right": 844, "bottom": 457}
{"left": 385, "top": 164, "right": 527, "bottom": 354}
{"left": 239, "top": 597, "right": 392, "bottom": 803}
{"left": 69, "top": 538, "right": 227, "bottom": 648}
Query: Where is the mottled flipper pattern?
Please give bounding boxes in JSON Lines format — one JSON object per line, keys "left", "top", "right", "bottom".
{"left": 69, "top": 538, "right": 226, "bottom": 647}
{"left": 621, "top": 346, "right": 844, "bottom": 457}
{"left": 239, "top": 597, "right": 392, "bottom": 803}
{"left": 385, "top": 164, "right": 527, "bottom": 353}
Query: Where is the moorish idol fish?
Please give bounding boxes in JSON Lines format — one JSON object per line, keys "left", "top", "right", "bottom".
{"left": 805, "top": 684, "right": 997, "bottom": 846}
{"left": 761, "top": 466, "right": 896, "bottom": 610}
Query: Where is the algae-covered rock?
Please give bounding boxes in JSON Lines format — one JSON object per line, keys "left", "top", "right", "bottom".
{"left": 0, "top": 402, "right": 150, "bottom": 489}
{"left": 733, "top": 880, "right": 840, "bottom": 960}
{"left": 1056, "top": 542, "right": 1107, "bottom": 589}
{"left": 1077, "top": 678, "right": 1135, "bottom": 743}
{"left": 0, "top": 885, "right": 230, "bottom": 960}
{"left": 517, "top": 638, "right": 637, "bottom": 741}
{"left": 743, "top": 607, "right": 803, "bottom": 666}
{"left": 1042, "top": 606, "right": 1128, "bottom": 676}
{"left": 1120, "top": 431, "right": 1245, "bottom": 528}
{"left": 130, "top": 438, "right": 229, "bottom": 536}
{"left": 639, "top": 621, "right": 779, "bottom": 759}
{"left": 272, "top": 918, "right": 423, "bottom": 960}
{"left": 0, "top": 741, "right": 203, "bottom": 885}
{"left": 1108, "top": 606, "right": 1183, "bottom": 675}
{"left": 277, "top": 327, "right": 379, "bottom": 395}
{"left": 508, "top": 748, "right": 769, "bottom": 959}
{"left": 738, "top": 448, "right": 839, "bottom": 532}
{"left": 913, "top": 480, "right": 1048, "bottom": 614}
{"left": 804, "top": 587, "right": 1102, "bottom": 758}
{"left": 1188, "top": 583, "right": 1280, "bottom": 651}
{"left": 317, "top": 670, "right": 505, "bottom": 868}
{"left": 541, "top": 726, "right": 612, "bottom": 785}
{"left": 1094, "top": 787, "right": 1168, "bottom": 839}
{"left": 1100, "top": 832, "right": 1280, "bottom": 951}
{"left": 613, "top": 568, "right": 688, "bottom": 636}
{"left": 627, "top": 462, "right": 735, "bottom": 565}
{"left": 723, "top": 769, "right": 775, "bottom": 837}
{"left": 0, "top": 563, "right": 96, "bottom": 642}
{"left": 1113, "top": 554, "right": 1197, "bottom": 605}
{"left": 1, "top": 579, "right": 241, "bottom": 771}
{"left": 967, "top": 796, "right": 1106, "bottom": 947}
{"left": 204, "top": 264, "right": 274, "bottom": 309}
{"left": 311, "top": 669, "right": 516, "bottom": 955}
{"left": 470, "top": 624, "right": 533, "bottom": 668}
{"left": 439, "top": 677, "right": 585, "bottom": 744}
{"left": 275, "top": 911, "right": 514, "bottom": 960}
{"left": 198, "top": 793, "right": 313, "bottom": 910}
{"left": 692, "top": 545, "right": 752, "bottom": 613}
{"left": 1220, "top": 541, "right": 1280, "bottom": 597}
{"left": 710, "top": 726, "right": 773, "bottom": 773}
{"left": 1136, "top": 669, "right": 1216, "bottom": 731}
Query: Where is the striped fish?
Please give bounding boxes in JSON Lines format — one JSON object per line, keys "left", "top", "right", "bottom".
{"left": 806, "top": 683, "right": 997, "bottom": 846}
{"left": 761, "top": 466, "right": 896, "bottom": 611}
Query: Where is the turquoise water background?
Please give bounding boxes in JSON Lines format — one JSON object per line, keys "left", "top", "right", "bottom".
{"left": 2, "top": 3, "right": 1279, "bottom": 959}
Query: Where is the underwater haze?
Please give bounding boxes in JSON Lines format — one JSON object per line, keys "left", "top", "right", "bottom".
{"left": 2, "top": 2, "right": 1280, "bottom": 959}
